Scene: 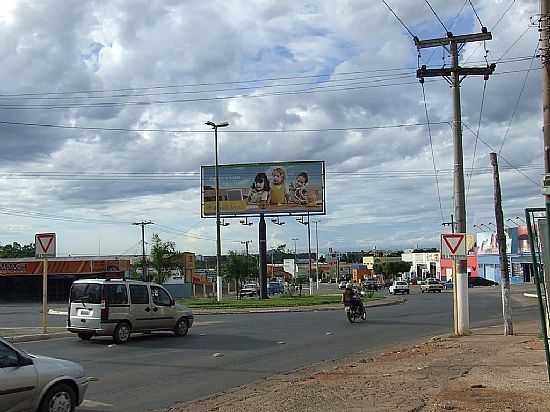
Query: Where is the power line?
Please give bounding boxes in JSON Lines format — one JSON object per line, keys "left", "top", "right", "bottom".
{"left": 425, "top": 0, "right": 449, "bottom": 33}
{"left": 492, "top": 0, "right": 516, "bottom": 31}
{"left": 498, "top": 42, "right": 540, "bottom": 155}
{"left": 462, "top": 122, "right": 540, "bottom": 188}
{"left": 381, "top": 0, "right": 417, "bottom": 40}
{"left": 0, "top": 78, "right": 438, "bottom": 110}
{"left": 420, "top": 81, "right": 446, "bottom": 223}
{"left": 0, "top": 119, "right": 448, "bottom": 134}
{"left": 466, "top": 79, "right": 488, "bottom": 200}
{"left": 468, "top": 0, "right": 484, "bottom": 28}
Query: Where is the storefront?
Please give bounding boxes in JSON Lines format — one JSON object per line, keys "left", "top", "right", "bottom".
{"left": 0, "top": 257, "right": 130, "bottom": 301}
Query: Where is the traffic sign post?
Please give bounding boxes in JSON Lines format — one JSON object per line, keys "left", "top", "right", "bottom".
{"left": 441, "top": 233, "right": 466, "bottom": 336}
{"left": 35, "top": 233, "right": 56, "bottom": 334}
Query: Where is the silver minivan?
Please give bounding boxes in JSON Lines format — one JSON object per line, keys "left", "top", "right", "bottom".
{"left": 67, "top": 279, "right": 194, "bottom": 344}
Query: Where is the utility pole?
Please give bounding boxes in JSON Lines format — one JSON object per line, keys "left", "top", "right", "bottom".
{"left": 241, "top": 240, "right": 252, "bottom": 279}
{"left": 490, "top": 153, "right": 513, "bottom": 335}
{"left": 314, "top": 220, "right": 321, "bottom": 290}
{"left": 417, "top": 29, "right": 496, "bottom": 336}
{"left": 133, "top": 221, "right": 153, "bottom": 282}
{"left": 540, "top": 0, "right": 550, "bottom": 332}
{"left": 292, "top": 238, "right": 299, "bottom": 277}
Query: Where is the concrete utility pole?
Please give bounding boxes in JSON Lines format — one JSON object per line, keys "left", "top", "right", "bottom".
{"left": 241, "top": 240, "right": 252, "bottom": 278}
{"left": 417, "top": 29, "right": 496, "bottom": 336}
{"left": 490, "top": 153, "right": 513, "bottom": 335}
{"left": 205, "top": 120, "right": 229, "bottom": 302}
{"left": 133, "top": 221, "right": 153, "bottom": 282}
{"left": 314, "top": 219, "right": 321, "bottom": 290}
{"left": 292, "top": 238, "right": 299, "bottom": 277}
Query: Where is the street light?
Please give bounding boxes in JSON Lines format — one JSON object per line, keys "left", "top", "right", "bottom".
{"left": 206, "top": 120, "right": 230, "bottom": 302}
{"left": 240, "top": 217, "right": 253, "bottom": 226}
{"left": 291, "top": 238, "right": 299, "bottom": 278}
{"left": 271, "top": 217, "right": 285, "bottom": 225}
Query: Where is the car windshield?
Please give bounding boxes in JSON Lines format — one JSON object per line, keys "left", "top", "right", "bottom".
{"left": 70, "top": 283, "right": 103, "bottom": 304}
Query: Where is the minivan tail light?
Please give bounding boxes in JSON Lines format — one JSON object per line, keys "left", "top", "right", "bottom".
{"left": 100, "top": 297, "right": 109, "bottom": 321}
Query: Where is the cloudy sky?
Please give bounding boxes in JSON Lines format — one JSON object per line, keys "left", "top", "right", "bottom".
{"left": 0, "top": 0, "right": 543, "bottom": 257}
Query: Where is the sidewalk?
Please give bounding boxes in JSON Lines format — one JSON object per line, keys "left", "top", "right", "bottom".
{"left": 163, "top": 320, "right": 550, "bottom": 412}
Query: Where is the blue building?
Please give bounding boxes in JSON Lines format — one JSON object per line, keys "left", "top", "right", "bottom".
{"left": 476, "top": 226, "right": 534, "bottom": 284}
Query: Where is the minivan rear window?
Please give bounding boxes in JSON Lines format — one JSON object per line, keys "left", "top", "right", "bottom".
{"left": 70, "top": 283, "right": 102, "bottom": 304}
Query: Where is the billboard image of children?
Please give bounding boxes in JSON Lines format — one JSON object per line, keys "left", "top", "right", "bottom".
{"left": 289, "top": 172, "right": 309, "bottom": 205}
{"left": 247, "top": 172, "right": 270, "bottom": 208}
{"left": 270, "top": 167, "right": 288, "bottom": 205}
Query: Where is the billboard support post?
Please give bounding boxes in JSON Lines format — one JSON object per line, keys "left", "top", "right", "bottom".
{"left": 259, "top": 214, "right": 268, "bottom": 299}
{"left": 307, "top": 213, "right": 313, "bottom": 296}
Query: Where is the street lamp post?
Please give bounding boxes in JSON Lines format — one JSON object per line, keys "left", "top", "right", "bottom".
{"left": 292, "top": 238, "right": 299, "bottom": 278}
{"left": 206, "top": 120, "right": 229, "bottom": 302}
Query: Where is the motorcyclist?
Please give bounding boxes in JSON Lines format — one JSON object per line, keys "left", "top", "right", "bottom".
{"left": 342, "top": 283, "right": 362, "bottom": 314}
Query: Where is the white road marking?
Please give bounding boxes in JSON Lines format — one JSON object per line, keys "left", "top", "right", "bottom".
{"left": 80, "top": 400, "right": 114, "bottom": 409}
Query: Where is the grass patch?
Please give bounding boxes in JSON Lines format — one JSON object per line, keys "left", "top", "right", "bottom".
{"left": 178, "top": 293, "right": 384, "bottom": 309}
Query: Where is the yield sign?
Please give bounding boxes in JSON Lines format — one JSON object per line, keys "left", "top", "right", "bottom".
{"left": 441, "top": 233, "right": 466, "bottom": 258}
{"left": 35, "top": 233, "right": 56, "bottom": 258}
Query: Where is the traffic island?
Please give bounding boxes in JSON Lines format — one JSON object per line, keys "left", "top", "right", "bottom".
{"left": 162, "top": 320, "right": 550, "bottom": 412}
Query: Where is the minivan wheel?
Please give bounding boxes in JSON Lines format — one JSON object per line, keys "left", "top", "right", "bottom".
{"left": 78, "top": 332, "right": 93, "bottom": 341}
{"left": 113, "top": 322, "right": 131, "bottom": 344}
{"left": 174, "top": 318, "right": 189, "bottom": 337}
{"left": 40, "top": 382, "right": 76, "bottom": 412}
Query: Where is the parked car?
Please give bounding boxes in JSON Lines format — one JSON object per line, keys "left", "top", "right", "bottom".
{"left": 469, "top": 277, "right": 498, "bottom": 287}
{"left": 389, "top": 280, "right": 410, "bottom": 295}
{"left": 421, "top": 278, "right": 443, "bottom": 293}
{"left": 267, "top": 282, "right": 284, "bottom": 295}
{"left": 0, "top": 337, "right": 92, "bottom": 412}
{"left": 67, "top": 279, "right": 194, "bottom": 344}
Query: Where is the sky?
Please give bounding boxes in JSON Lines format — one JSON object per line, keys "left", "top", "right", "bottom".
{"left": 0, "top": 0, "right": 543, "bottom": 257}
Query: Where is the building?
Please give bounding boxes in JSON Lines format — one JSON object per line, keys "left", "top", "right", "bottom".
{"left": 476, "top": 226, "right": 534, "bottom": 284}
{"left": 401, "top": 250, "right": 440, "bottom": 280}
{"left": 351, "top": 264, "right": 371, "bottom": 283}
{"left": 0, "top": 256, "right": 131, "bottom": 301}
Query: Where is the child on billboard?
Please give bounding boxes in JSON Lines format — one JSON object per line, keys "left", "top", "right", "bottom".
{"left": 247, "top": 172, "right": 270, "bottom": 208}
{"left": 270, "top": 167, "right": 288, "bottom": 205}
{"left": 289, "top": 172, "right": 309, "bottom": 205}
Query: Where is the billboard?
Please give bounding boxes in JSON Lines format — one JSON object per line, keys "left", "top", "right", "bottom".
{"left": 201, "top": 161, "right": 325, "bottom": 217}
{"left": 476, "top": 231, "right": 512, "bottom": 255}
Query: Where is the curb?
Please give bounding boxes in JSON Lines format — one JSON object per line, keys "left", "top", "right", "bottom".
{"left": 5, "top": 332, "right": 72, "bottom": 343}
{"left": 192, "top": 297, "right": 405, "bottom": 315}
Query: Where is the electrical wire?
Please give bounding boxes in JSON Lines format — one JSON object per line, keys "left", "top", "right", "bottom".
{"left": 425, "top": 0, "right": 449, "bottom": 33}
{"left": 466, "top": 79, "right": 488, "bottom": 200}
{"left": 0, "top": 120, "right": 449, "bottom": 134}
{"left": 468, "top": 0, "right": 484, "bottom": 28}
{"left": 462, "top": 122, "right": 540, "bottom": 188}
{"left": 381, "top": 0, "right": 417, "bottom": 40}
{"left": 0, "top": 79, "right": 439, "bottom": 110}
{"left": 420, "top": 82, "right": 446, "bottom": 223}
{"left": 498, "top": 42, "right": 540, "bottom": 155}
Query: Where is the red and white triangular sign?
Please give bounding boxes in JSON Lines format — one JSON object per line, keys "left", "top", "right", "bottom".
{"left": 441, "top": 233, "right": 466, "bottom": 257}
{"left": 35, "top": 233, "right": 56, "bottom": 258}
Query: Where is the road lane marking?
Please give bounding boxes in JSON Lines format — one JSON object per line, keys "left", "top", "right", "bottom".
{"left": 80, "top": 400, "right": 114, "bottom": 409}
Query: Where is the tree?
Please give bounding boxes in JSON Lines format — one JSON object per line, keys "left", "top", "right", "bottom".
{"left": 150, "top": 234, "right": 176, "bottom": 284}
{"left": 0, "top": 242, "right": 35, "bottom": 258}
{"left": 382, "top": 261, "right": 412, "bottom": 279}
{"left": 224, "top": 251, "right": 257, "bottom": 298}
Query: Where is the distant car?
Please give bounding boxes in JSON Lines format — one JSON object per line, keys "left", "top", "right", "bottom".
{"left": 267, "top": 282, "right": 284, "bottom": 295}
{"left": 239, "top": 287, "right": 258, "bottom": 297}
{"left": 417, "top": 280, "right": 425, "bottom": 285}
{"left": 363, "top": 280, "right": 379, "bottom": 291}
{"left": 338, "top": 281, "right": 347, "bottom": 289}
{"left": 0, "top": 337, "right": 92, "bottom": 412}
{"left": 389, "top": 280, "right": 410, "bottom": 295}
{"left": 421, "top": 278, "right": 443, "bottom": 293}
{"left": 469, "top": 277, "right": 498, "bottom": 287}
{"left": 383, "top": 280, "right": 393, "bottom": 288}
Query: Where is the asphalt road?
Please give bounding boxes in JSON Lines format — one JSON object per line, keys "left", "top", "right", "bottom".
{"left": 13, "top": 287, "right": 538, "bottom": 412}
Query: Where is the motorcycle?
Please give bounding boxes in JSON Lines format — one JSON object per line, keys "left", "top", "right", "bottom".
{"left": 345, "top": 300, "right": 367, "bottom": 323}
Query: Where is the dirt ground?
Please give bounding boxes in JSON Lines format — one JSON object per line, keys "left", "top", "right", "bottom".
{"left": 163, "top": 320, "right": 550, "bottom": 412}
